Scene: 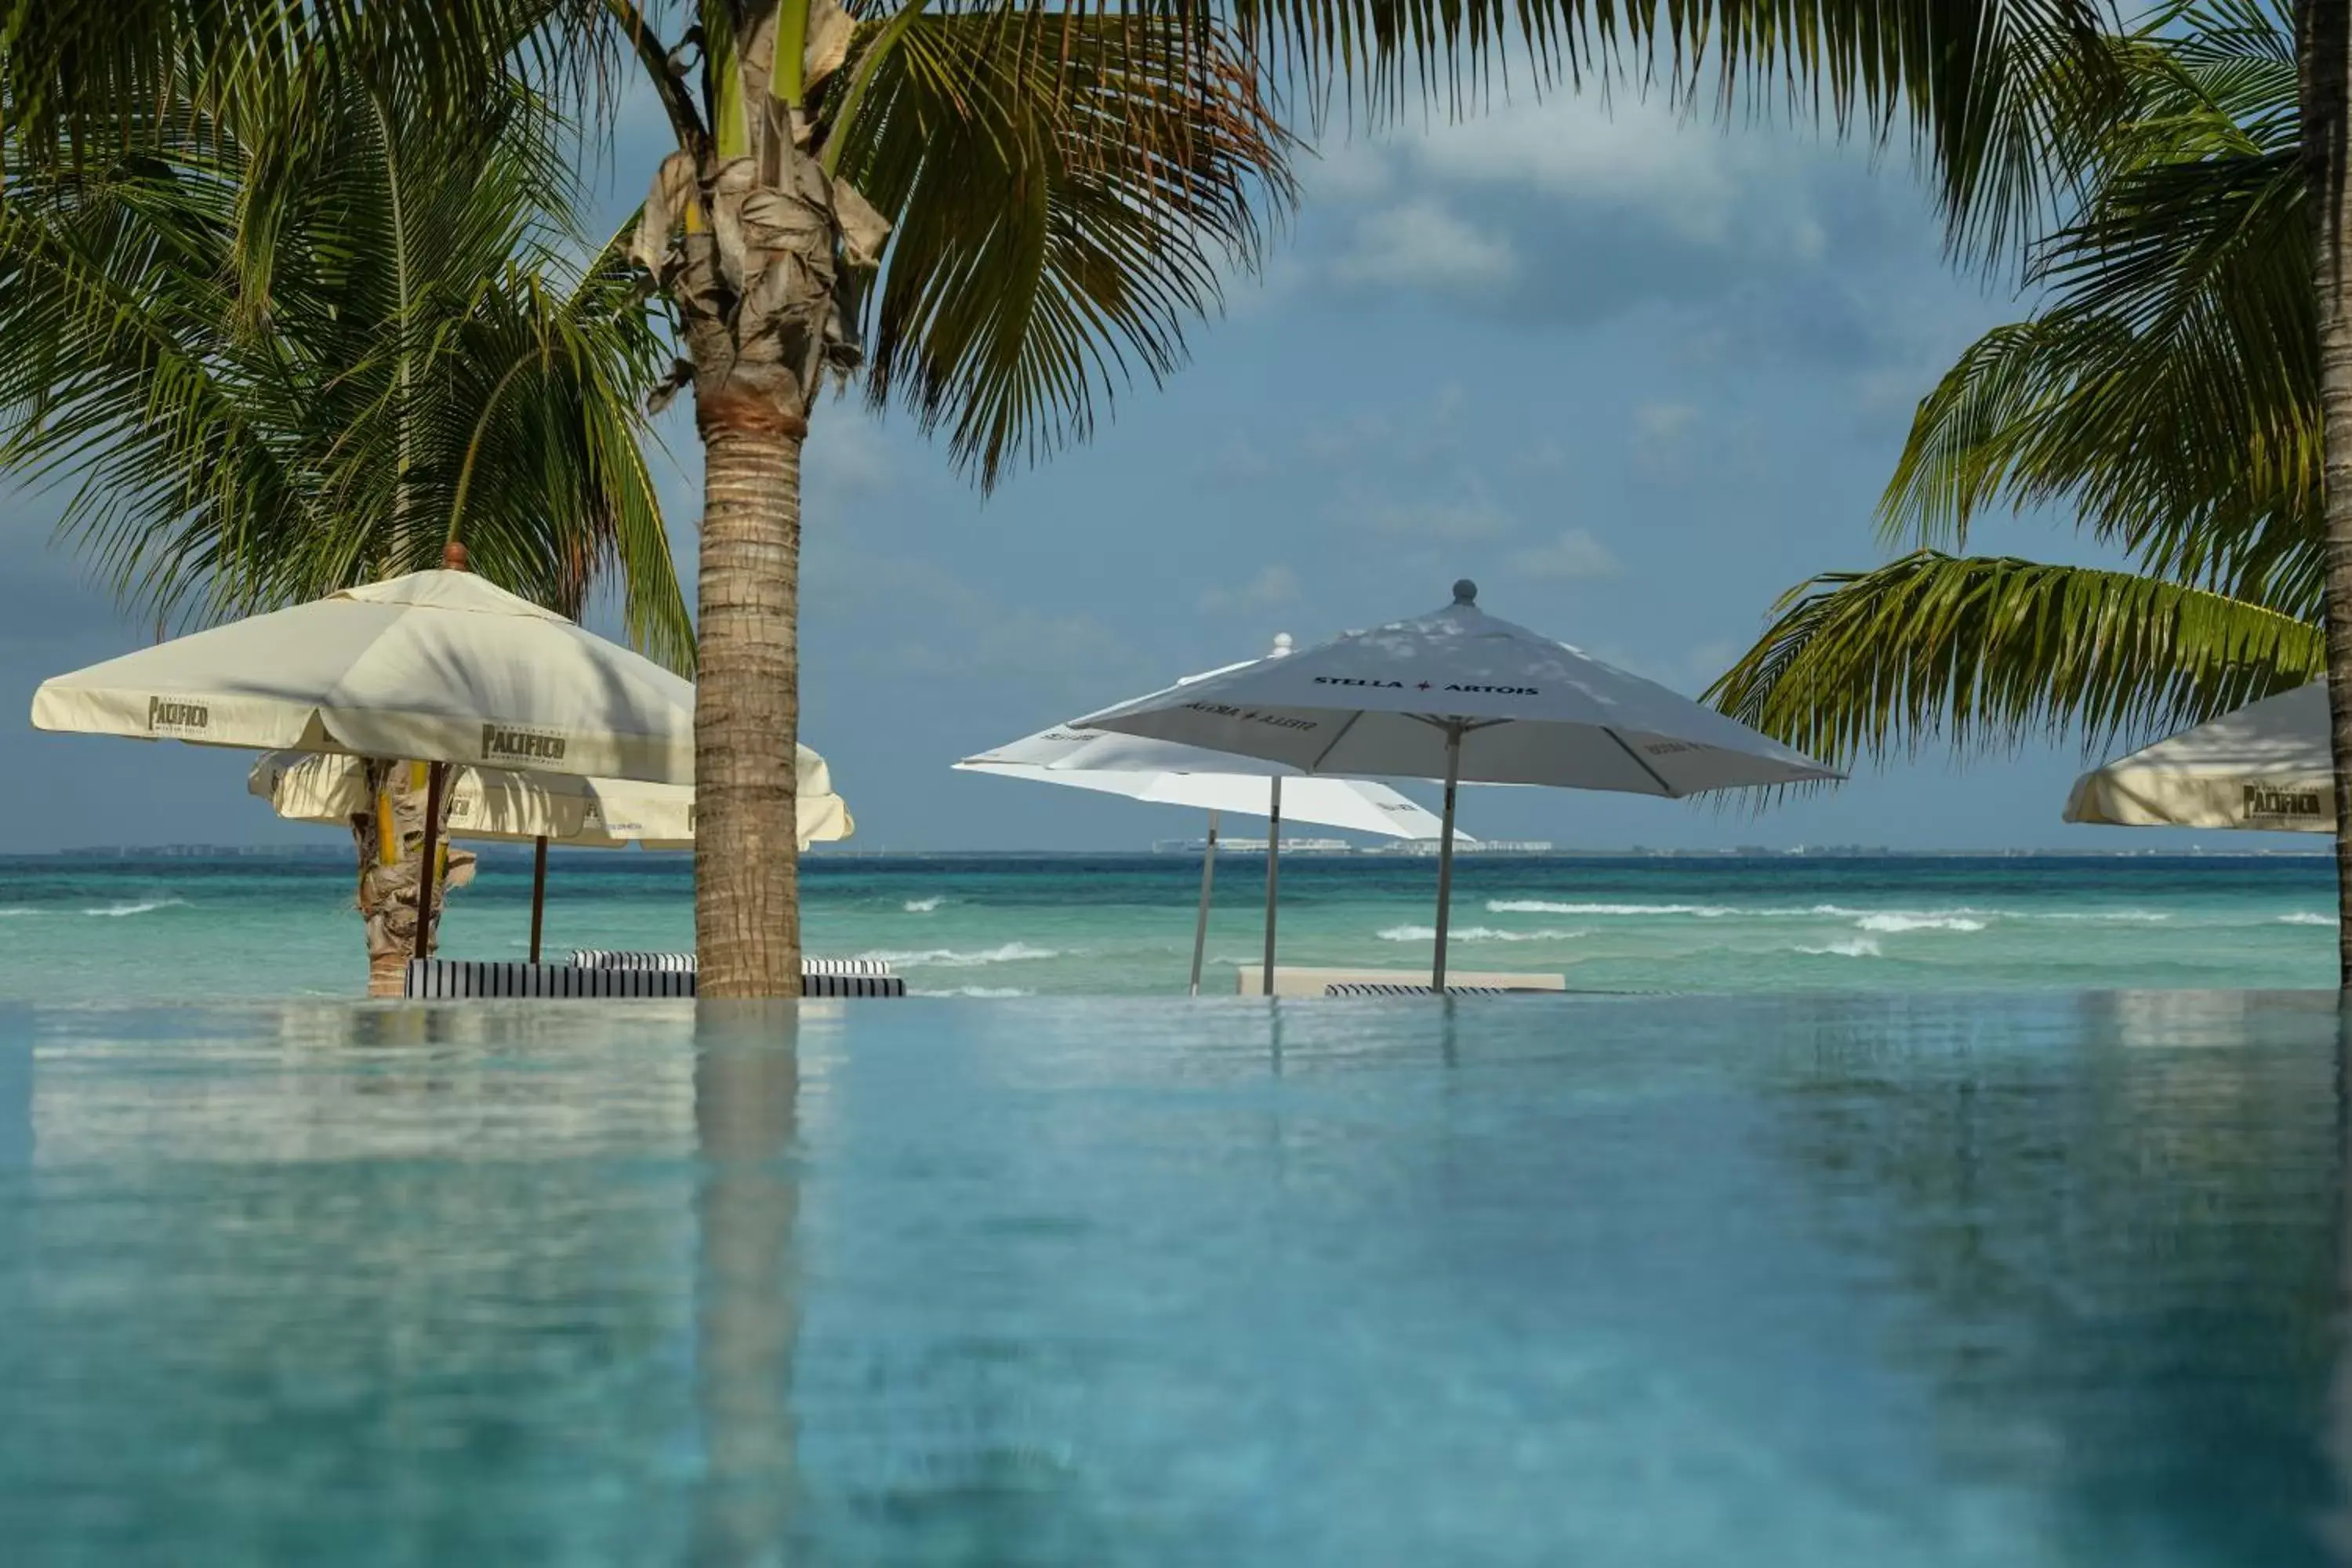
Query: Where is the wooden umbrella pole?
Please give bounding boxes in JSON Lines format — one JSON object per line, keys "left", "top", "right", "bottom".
{"left": 528, "top": 835, "right": 549, "bottom": 964}
{"left": 413, "top": 760, "right": 450, "bottom": 964}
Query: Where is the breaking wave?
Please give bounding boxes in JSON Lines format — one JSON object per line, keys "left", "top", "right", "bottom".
{"left": 1379, "top": 924, "right": 1586, "bottom": 943}
{"left": 1795, "top": 937, "right": 1882, "bottom": 958}
{"left": 1485, "top": 900, "right": 1733, "bottom": 917}
{"left": 1854, "top": 913, "right": 1987, "bottom": 934}
{"left": 1484, "top": 898, "right": 2176, "bottom": 926}
{"left": 84, "top": 898, "right": 185, "bottom": 917}
{"left": 857, "top": 942, "right": 1058, "bottom": 968}
{"left": 902, "top": 896, "right": 946, "bottom": 913}
{"left": 2279, "top": 913, "right": 2333, "bottom": 926}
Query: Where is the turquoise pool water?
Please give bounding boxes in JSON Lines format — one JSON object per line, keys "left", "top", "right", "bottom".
{"left": 2, "top": 993, "right": 2346, "bottom": 1565}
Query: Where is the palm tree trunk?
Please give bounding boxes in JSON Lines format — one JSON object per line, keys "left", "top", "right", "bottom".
{"left": 694, "top": 384, "right": 804, "bottom": 996}
{"left": 2305, "top": 0, "right": 2352, "bottom": 986}
{"left": 350, "top": 759, "right": 474, "bottom": 996}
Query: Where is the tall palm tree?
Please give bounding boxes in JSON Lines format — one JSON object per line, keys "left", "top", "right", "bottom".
{"left": 6, "top": 0, "right": 2118, "bottom": 995}
{"left": 1711, "top": 4, "right": 2343, "bottom": 822}
{"left": 0, "top": 31, "right": 691, "bottom": 991}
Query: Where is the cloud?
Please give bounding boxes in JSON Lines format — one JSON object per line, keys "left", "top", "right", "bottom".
{"left": 1632, "top": 401, "right": 1701, "bottom": 474}
{"left": 800, "top": 541, "right": 1149, "bottom": 706}
{"left": 1679, "top": 638, "right": 1744, "bottom": 688}
{"left": 1297, "top": 90, "right": 1944, "bottom": 354}
{"left": 1407, "top": 96, "right": 1746, "bottom": 242}
{"left": 1199, "top": 564, "right": 1300, "bottom": 615}
{"left": 1198, "top": 437, "right": 1278, "bottom": 486}
{"left": 1508, "top": 528, "right": 1621, "bottom": 581}
{"left": 1519, "top": 438, "right": 1572, "bottom": 474}
{"left": 1329, "top": 198, "right": 1517, "bottom": 292}
{"left": 1359, "top": 497, "right": 1515, "bottom": 542}
{"left": 803, "top": 414, "right": 895, "bottom": 497}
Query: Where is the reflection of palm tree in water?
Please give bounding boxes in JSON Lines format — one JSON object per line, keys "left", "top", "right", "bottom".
{"left": 2329, "top": 1004, "right": 2352, "bottom": 1560}
{"left": 692, "top": 1004, "right": 802, "bottom": 1567}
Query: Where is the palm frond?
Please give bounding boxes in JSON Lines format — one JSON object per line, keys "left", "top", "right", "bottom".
{"left": 0, "top": 40, "right": 690, "bottom": 666}
{"left": 827, "top": 5, "right": 1296, "bottom": 487}
{"left": 1875, "top": 0, "right": 2315, "bottom": 608}
{"left": 0, "top": 0, "right": 612, "bottom": 178}
{"left": 1704, "top": 550, "right": 2325, "bottom": 768}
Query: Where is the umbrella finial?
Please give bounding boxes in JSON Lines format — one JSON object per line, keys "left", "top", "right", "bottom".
{"left": 1453, "top": 579, "right": 1477, "bottom": 605}
{"left": 1271, "top": 633, "right": 1294, "bottom": 656}
{"left": 442, "top": 541, "right": 470, "bottom": 572}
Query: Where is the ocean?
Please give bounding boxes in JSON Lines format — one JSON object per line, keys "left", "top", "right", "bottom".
{"left": 0, "top": 850, "right": 2336, "bottom": 1000}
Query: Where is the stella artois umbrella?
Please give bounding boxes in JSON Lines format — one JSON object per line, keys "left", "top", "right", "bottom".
{"left": 1078, "top": 580, "right": 1839, "bottom": 989}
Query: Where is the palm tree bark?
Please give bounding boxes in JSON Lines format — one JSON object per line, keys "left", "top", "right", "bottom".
{"left": 694, "top": 387, "right": 805, "bottom": 996}
{"left": 2305, "top": 0, "right": 2352, "bottom": 985}
{"left": 349, "top": 759, "right": 474, "bottom": 996}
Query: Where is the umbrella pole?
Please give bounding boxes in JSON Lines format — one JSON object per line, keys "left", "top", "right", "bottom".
{"left": 1189, "top": 810, "right": 1220, "bottom": 996}
{"left": 412, "top": 760, "right": 450, "bottom": 964}
{"left": 528, "top": 835, "right": 549, "bottom": 964}
{"left": 1433, "top": 722, "right": 1463, "bottom": 992}
{"left": 1261, "top": 778, "right": 1283, "bottom": 996}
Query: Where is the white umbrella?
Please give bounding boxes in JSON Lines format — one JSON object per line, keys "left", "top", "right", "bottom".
{"left": 252, "top": 745, "right": 853, "bottom": 960}
{"left": 1079, "top": 579, "right": 1840, "bottom": 989}
{"left": 956, "top": 702, "right": 1450, "bottom": 993}
{"left": 2064, "top": 683, "right": 2332, "bottom": 831}
{"left": 33, "top": 554, "right": 694, "bottom": 782}
{"left": 32, "top": 547, "right": 699, "bottom": 968}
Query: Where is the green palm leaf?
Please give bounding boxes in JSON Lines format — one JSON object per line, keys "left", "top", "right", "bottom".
{"left": 0, "top": 38, "right": 691, "bottom": 666}
{"left": 823, "top": 5, "right": 1294, "bottom": 486}
{"left": 1878, "top": 0, "right": 2315, "bottom": 606}
{"left": 1704, "top": 550, "right": 2325, "bottom": 768}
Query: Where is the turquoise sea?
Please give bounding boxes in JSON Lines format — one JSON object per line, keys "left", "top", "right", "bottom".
{"left": 0, "top": 850, "right": 2336, "bottom": 999}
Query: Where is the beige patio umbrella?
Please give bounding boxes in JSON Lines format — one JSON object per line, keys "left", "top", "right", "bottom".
{"left": 251, "top": 745, "right": 853, "bottom": 960}
{"left": 31, "top": 546, "right": 699, "bottom": 983}
{"left": 2064, "top": 683, "right": 2332, "bottom": 832}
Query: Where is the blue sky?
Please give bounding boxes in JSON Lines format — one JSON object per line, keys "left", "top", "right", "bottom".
{"left": 0, "top": 85, "right": 2303, "bottom": 852}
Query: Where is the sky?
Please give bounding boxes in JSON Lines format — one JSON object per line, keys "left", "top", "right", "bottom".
{"left": 0, "top": 79, "right": 2308, "bottom": 854}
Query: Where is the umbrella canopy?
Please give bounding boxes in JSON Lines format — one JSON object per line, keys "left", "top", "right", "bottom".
{"left": 2065, "top": 684, "right": 2332, "bottom": 832}
{"left": 955, "top": 731, "right": 1447, "bottom": 840}
{"left": 1079, "top": 581, "right": 1838, "bottom": 989}
{"left": 31, "top": 564, "right": 694, "bottom": 784}
{"left": 1076, "top": 581, "right": 1838, "bottom": 794}
{"left": 251, "top": 743, "right": 854, "bottom": 848}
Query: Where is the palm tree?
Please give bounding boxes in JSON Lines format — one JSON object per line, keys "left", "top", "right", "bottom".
{"left": 7, "top": 0, "right": 2120, "bottom": 995}
{"left": 0, "top": 30, "right": 691, "bottom": 992}
{"left": 1710, "top": 4, "right": 2342, "bottom": 815}
{"left": 608, "top": 2, "right": 1309, "bottom": 993}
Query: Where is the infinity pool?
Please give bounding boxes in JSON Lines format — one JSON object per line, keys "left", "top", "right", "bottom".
{"left": 2, "top": 993, "right": 2346, "bottom": 1566}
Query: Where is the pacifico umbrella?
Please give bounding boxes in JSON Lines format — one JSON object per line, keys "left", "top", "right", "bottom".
{"left": 251, "top": 743, "right": 853, "bottom": 960}
{"left": 1078, "top": 580, "right": 1840, "bottom": 989}
{"left": 956, "top": 699, "right": 1450, "bottom": 993}
{"left": 2064, "top": 683, "right": 2333, "bottom": 832}
{"left": 31, "top": 546, "right": 699, "bottom": 983}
